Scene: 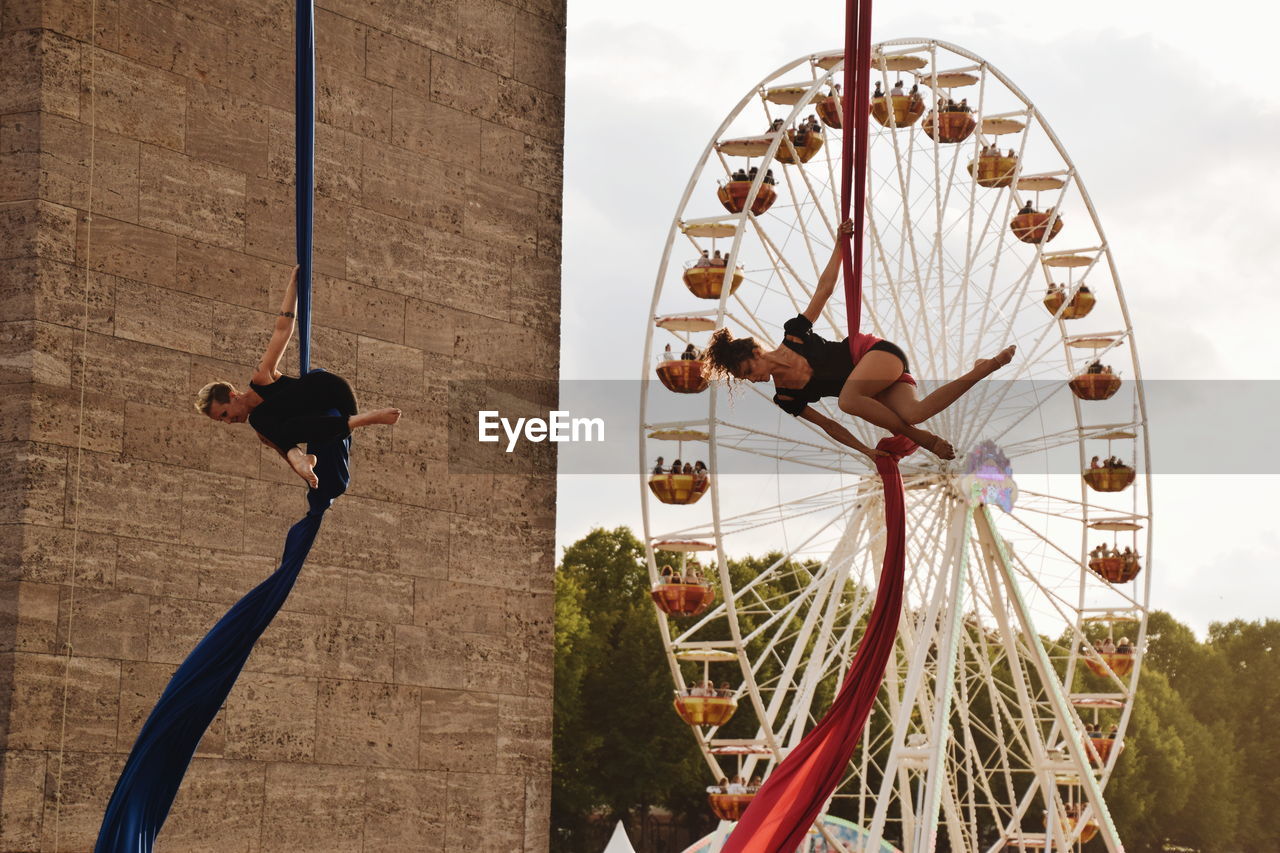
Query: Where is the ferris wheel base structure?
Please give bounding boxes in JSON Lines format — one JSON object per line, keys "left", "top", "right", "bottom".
{"left": 641, "top": 37, "right": 1150, "bottom": 853}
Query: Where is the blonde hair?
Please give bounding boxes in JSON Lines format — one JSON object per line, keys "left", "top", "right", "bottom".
{"left": 194, "top": 381, "right": 234, "bottom": 414}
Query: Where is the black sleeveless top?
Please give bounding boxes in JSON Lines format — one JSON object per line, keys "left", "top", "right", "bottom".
{"left": 772, "top": 315, "right": 856, "bottom": 416}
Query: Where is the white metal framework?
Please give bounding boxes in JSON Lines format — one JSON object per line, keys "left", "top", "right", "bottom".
{"left": 639, "top": 39, "right": 1152, "bottom": 853}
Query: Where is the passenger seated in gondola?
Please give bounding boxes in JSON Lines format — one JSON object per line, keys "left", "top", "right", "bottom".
{"left": 718, "top": 681, "right": 731, "bottom": 697}
{"left": 712, "top": 249, "right": 723, "bottom": 264}
{"left": 661, "top": 564, "right": 674, "bottom": 581}
{"left": 909, "top": 83, "right": 920, "bottom": 99}
{"left": 1108, "top": 725, "right": 1119, "bottom": 739}
{"left": 732, "top": 168, "right": 749, "bottom": 182}
{"left": 683, "top": 462, "right": 693, "bottom": 475}
{"left": 873, "top": 81, "right": 884, "bottom": 98}
{"left": 959, "top": 98, "right": 970, "bottom": 112}
{"left": 695, "top": 249, "right": 712, "bottom": 267}
{"left": 682, "top": 343, "right": 698, "bottom": 361}
{"left": 764, "top": 168, "right": 776, "bottom": 185}
{"left": 1086, "top": 360, "right": 1104, "bottom": 374}
{"left": 1100, "top": 637, "right": 1117, "bottom": 654}
{"left": 653, "top": 456, "right": 666, "bottom": 474}
{"left": 1078, "top": 283, "right": 1091, "bottom": 293}
{"left": 693, "top": 460, "right": 708, "bottom": 485}
{"left": 1090, "top": 455, "right": 1101, "bottom": 469}
{"left": 663, "top": 343, "right": 673, "bottom": 360}
{"left": 749, "top": 774, "right": 763, "bottom": 791}
{"left": 1116, "top": 637, "right": 1132, "bottom": 654}
{"left": 726, "top": 776, "right": 748, "bottom": 795}
{"left": 670, "top": 458, "right": 682, "bottom": 474}
{"left": 770, "top": 117, "right": 785, "bottom": 132}
{"left": 1018, "top": 200, "right": 1035, "bottom": 216}
{"left": 891, "top": 79, "right": 905, "bottom": 97}
{"left": 707, "top": 778, "right": 728, "bottom": 794}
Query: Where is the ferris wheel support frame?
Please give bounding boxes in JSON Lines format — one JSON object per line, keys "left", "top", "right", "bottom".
{"left": 977, "top": 506, "right": 1121, "bottom": 853}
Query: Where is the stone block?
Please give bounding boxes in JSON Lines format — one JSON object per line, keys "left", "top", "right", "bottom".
{"left": 185, "top": 80, "right": 270, "bottom": 177}
{"left": 179, "top": 468, "right": 245, "bottom": 550}
{"left": 390, "top": 93, "right": 482, "bottom": 170}
{"left": 537, "top": 185, "right": 562, "bottom": 261}
{"left": 18, "top": 259, "right": 118, "bottom": 333}
{"left": 464, "top": 171, "right": 538, "bottom": 257}
{"left": 75, "top": 333, "right": 191, "bottom": 409}
{"left": 445, "top": 771, "right": 525, "bottom": 853}
{"left": 450, "top": 515, "right": 552, "bottom": 594}
{"left": 160, "top": 758, "right": 265, "bottom": 850}
{"left": 37, "top": 751, "right": 123, "bottom": 850}
{"left": 322, "top": 0, "right": 456, "bottom": 55}
{"left": 281, "top": 560, "right": 345, "bottom": 615}
{"left": 116, "top": 660, "right": 225, "bottom": 756}
{"left": 524, "top": 773, "right": 552, "bottom": 853}
{"left": 392, "top": 623, "right": 467, "bottom": 690}
{"left": 456, "top": 0, "right": 515, "bottom": 76}
{"left": 522, "top": 134, "right": 563, "bottom": 195}
{"left": 194, "top": 548, "right": 282, "bottom": 606}
{"left": 139, "top": 145, "right": 247, "bottom": 251}
{"left": 7, "top": 652, "right": 119, "bottom": 750}
{"left": 175, "top": 238, "right": 278, "bottom": 310}
{"left": 421, "top": 230, "right": 512, "bottom": 321}
{"left": 117, "top": 0, "right": 229, "bottom": 89}
{"left": 78, "top": 214, "right": 177, "bottom": 288}
{"left": 0, "top": 199, "right": 77, "bottom": 263}
{"left": 69, "top": 451, "right": 185, "bottom": 541}
{"left": 315, "top": 8, "right": 366, "bottom": 74}
{"left": 88, "top": 46, "right": 187, "bottom": 149}
{"left": 496, "top": 77, "right": 564, "bottom": 144}
{"left": 114, "top": 536, "right": 199, "bottom": 599}
{"left": 311, "top": 274, "right": 405, "bottom": 344}
{"left": 268, "top": 110, "right": 363, "bottom": 203}
{"left": 224, "top": 31, "right": 292, "bottom": 112}
{"left": 394, "top": 504, "right": 449, "bottom": 580}
{"left": 0, "top": 581, "right": 58, "bottom": 653}
{"left": 317, "top": 64, "right": 391, "bottom": 143}
{"left": 123, "top": 399, "right": 207, "bottom": 467}
{"left": 0, "top": 31, "right": 80, "bottom": 120}
{"left": 13, "top": 382, "right": 125, "bottom": 454}
{"left": 223, "top": 671, "right": 318, "bottom": 761}
{"left": 245, "top": 177, "right": 347, "bottom": 277}
{"left": 342, "top": 566, "right": 414, "bottom": 625}
{"left": 0, "top": 750, "right": 45, "bottom": 850}
{"left": 314, "top": 679, "right": 420, "bottom": 769}
{"left": 479, "top": 122, "right": 523, "bottom": 184}
{"left": 414, "top": 578, "right": 505, "bottom": 636}
{"left": 366, "top": 30, "right": 432, "bottom": 97}
{"left": 361, "top": 138, "right": 465, "bottom": 233}
{"left": 1, "top": 0, "right": 105, "bottom": 42}
{"left": 316, "top": 615, "right": 395, "bottom": 683}
{"left": 355, "top": 335, "right": 423, "bottom": 399}
{"left": 403, "top": 298, "right": 455, "bottom": 357}
{"left": 514, "top": 9, "right": 566, "bottom": 97}
{"left": 508, "top": 255, "right": 561, "bottom": 335}
{"left": 430, "top": 52, "right": 500, "bottom": 123}
{"left": 146, "top": 596, "right": 222, "bottom": 664}
{"left": 0, "top": 441, "right": 68, "bottom": 527}
{"left": 417, "top": 687, "right": 497, "bottom": 773}
{"left": 3, "top": 523, "right": 115, "bottom": 588}
{"left": 344, "top": 206, "right": 430, "bottom": 299}
{"left": 245, "top": 609, "right": 323, "bottom": 677}
{"left": 363, "top": 767, "right": 446, "bottom": 852}
{"left": 260, "top": 762, "right": 366, "bottom": 853}
{"left": 114, "top": 277, "right": 215, "bottom": 355}
{"left": 57, "top": 587, "right": 149, "bottom": 660}
{"left": 498, "top": 692, "right": 552, "bottom": 774}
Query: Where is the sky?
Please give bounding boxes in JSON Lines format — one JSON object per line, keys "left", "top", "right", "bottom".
{"left": 554, "top": 1, "right": 1280, "bottom": 635}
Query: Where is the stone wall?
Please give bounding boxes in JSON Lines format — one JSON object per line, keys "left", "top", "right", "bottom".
{"left": 0, "top": 0, "right": 563, "bottom": 849}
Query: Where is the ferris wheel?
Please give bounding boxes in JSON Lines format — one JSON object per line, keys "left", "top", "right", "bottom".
{"left": 638, "top": 39, "right": 1152, "bottom": 853}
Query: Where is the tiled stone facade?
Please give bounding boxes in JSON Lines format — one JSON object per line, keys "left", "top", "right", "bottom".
{"left": 0, "top": 0, "right": 563, "bottom": 848}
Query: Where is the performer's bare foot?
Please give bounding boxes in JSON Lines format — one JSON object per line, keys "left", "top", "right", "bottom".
{"left": 286, "top": 448, "right": 319, "bottom": 488}
{"left": 974, "top": 345, "right": 1017, "bottom": 377}
{"left": 913, "top": 430, "right": 955, "bottom": 460}
{"left": 349, "top": 408, "right": 402, "bottom": 429}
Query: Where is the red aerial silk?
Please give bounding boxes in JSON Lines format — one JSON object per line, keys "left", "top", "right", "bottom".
{"left": 720, "top": 1, "right": 918, "bottom": 850}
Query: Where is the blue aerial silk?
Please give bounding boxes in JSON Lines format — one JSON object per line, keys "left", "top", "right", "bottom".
{"left": 94, "top": 2, "right": 324, "bottom": 849}
{"left": 93, "top": 435, "right": 348, "bottom": 852}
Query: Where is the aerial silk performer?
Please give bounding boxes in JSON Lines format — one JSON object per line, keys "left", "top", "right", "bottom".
{"left": 92, "top": 3, "right": 398, "bottom": 850}
{"left": 706, "top": 2, "right": 1013, "bottom": 851}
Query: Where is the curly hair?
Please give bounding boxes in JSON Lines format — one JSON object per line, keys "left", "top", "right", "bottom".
{"left": 702, "top": 328, "right": 760, "bottom": 383}
{"left": 194, "top": 381, "right": 235, "bottom": 415}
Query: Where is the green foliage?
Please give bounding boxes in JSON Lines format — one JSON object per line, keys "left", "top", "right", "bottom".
{"left": 553, "top": 527, "right": 1278, "bottom": 852}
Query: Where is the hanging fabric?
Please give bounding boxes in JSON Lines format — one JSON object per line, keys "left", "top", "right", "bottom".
{"left": 93, "top": 3, "right": 331, "bottom": 850}
{"left": 720, "top": 0, "right": 918, "bottom": 849}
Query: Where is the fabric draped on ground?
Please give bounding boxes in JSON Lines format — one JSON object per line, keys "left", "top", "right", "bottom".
{"left": 93, "top": 429, "right": 349, "bottom": 852}
{"left": 720, "top": 0, "right": 916, "bottom": 849}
